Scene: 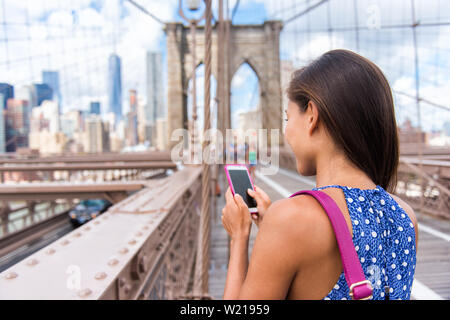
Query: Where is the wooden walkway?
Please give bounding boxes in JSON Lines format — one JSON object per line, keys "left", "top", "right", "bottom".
{"left": 209, "top": 167, "right": 450, "bottom": 300}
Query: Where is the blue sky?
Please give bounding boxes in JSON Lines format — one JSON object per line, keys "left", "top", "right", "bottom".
{"left": 0, "top": 0, "right": 449, "bottom": 134}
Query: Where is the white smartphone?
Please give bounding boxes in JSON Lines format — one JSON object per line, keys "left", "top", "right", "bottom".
{"left": 224, "top": 164, "right": 258, "bottom": 214}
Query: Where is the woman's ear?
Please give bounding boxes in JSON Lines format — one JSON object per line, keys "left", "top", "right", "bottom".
{"left": 306, "top": 100, "right": 320, "bottom": 136}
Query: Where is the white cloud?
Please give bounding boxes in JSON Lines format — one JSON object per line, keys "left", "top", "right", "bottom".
{"left": 0, "top": 0, "right": 178, "bottom": 116}
{"left": 0, "top": 0, "right": 448, "bottom": 134}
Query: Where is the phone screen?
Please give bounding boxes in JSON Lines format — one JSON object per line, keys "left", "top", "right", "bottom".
{"left": 229, "top": 169, "right": 257, "bottom": 208}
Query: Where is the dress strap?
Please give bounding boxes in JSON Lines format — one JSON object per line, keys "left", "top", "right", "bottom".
{"left": 289, "top": 189, "right": 373, "bottom": 300}
{"left": 313, "top": 185, "right": 346, "bottom": 191}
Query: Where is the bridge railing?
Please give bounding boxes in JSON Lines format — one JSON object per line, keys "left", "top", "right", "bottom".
{"left": 0, "top": 200, "right": 71, "bottom": 238}
{"left": 0, "top": 166, "right": 202, "bottom": 299}
{"left": 397, "top": 158, "right": 450, "bottom": 219}
{"left": 0, "top": 151, "right": 175, "bottom": 183}
{"left": 279, "top": 146, "right": 450, "bottom": 218}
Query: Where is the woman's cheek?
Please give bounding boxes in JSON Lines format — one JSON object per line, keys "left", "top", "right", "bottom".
{"left": 285, "top": 121, "right": 300, "bottom": 150}
{"left": 284, "top": 122, "right": 294, "bottom": 148}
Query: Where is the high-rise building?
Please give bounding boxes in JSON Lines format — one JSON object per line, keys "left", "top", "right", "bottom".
{"left": 42, "top": 71, "right": 61, "bottom": 112}
{"left": 30, "top": 101, "right": 60, "bottom": 134}
{"left": 90, "top": 101, "right": 101, "bottom": 115}
{"left": 40, "top": 101, "right": 60, "bottom": 133}
{"left": 0, "top": 94, "right": 5, "bottom": 152}
{"left": 60, "top": 110, "right": 83, "bottom": 139}
{"left": 5, "top": 99, "right": 30, "bottom": 151}
{"left": 0, "top": 83, "right": 14, "bottom": 110}
{"left": 108, "top": 54, "right": 122, "bottom": 123}
{"left": 32, "top": 83, "right": 53, "bottom": 107}
{"left": 29, "top": 131, "right": 67, "bottom": 155}
{"left": 146, "top": 51, "right": 164, "bottom": 145}
{"left": 126, "top": 90, "right": 138, "bottom": 147}
{"left": 156, "top": 118, "right": 167, "bottom": 151}
{"left": 84, "top": 114, "right": 109, "bottom": 153}
{"left": 16, "top": 85, "right": 37, "bottom": 108}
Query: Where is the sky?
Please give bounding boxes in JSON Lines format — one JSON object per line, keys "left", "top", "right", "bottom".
{"left": 0, "top": 0, "right": 449, "bottom": 133}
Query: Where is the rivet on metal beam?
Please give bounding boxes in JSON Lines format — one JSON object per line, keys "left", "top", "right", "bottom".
{"left": 142, "top": 225, "right": 149, "bottom": 230}
{"left": 73, "top": 232, "right": 82, "bottom": 238}
{"left": 46, "top": 248, "right": 56, "bottom": 255}
{"left": 94, "top": 272, "right": 107, "bottom": 280}
{"left": 84, "top": 226, "right": 91, "bottom": 231}
{"left": 4, "top": 271, "right": 18, "bottom": 280}
{"left": 78, "top": 288, "right": 92, "bottom": 298}
{"left": 128, "top": 239, "right": 137, "bottom": 245}
{"left": 119, "top": 248, "right": 129, "bottom": 255}
{"left": 94, "top": 220, "right": 100, "bottom": 225}
{"left": 135, "top": 232, "right": 143, "bottom": 237}
{"left": 107, "top": 258, "right": 119, "bottom": 266}
{"left": 26, "top": 258, "right": 39, "bottom": 266}
{"left": 61, "top": 239, "right": 70, "bottom": 246}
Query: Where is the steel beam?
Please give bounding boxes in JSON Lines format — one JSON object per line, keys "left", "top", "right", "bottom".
{"left": 0, "top": 166, "right": 202, "bottom": 299}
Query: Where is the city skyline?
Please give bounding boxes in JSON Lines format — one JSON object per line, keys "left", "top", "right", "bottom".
{"left": 0, "top": 1, "right": 448, "bottom": 133}
{"left": 0, "top": 0, "right": 448, "bottom": 155}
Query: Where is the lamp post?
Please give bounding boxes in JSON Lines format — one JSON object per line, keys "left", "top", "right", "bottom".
{"left": 178, "top": 0, "right": 205, "bottom": 160}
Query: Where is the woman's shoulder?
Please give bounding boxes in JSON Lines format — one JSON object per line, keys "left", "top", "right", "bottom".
{"left": 260, "top": 195, "right": 339, "bottom": 260}
{"left": 387, "top": 192, "right": 417, "bottom": 223}
{"left": 387, "top": 192, "right": 419, "bottom": 245}
{"left": 263, "top": 195, "right": 328, "bottom": 228}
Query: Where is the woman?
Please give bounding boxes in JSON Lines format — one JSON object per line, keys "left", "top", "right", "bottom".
{"left": 221, "top": 49, "right": 418, "bottom": 300}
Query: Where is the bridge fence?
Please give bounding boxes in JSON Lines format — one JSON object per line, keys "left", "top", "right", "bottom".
{"left": 0, "top": 166, "right": 205, "bottom": 300}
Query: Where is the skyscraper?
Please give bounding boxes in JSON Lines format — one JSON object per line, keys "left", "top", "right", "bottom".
{"left": 146, "top": 51, "right": 164, "bottom": 145}
{"left": 0, "top": 94, "right": 5, "bottom": 152}
{"left": 32, "top": 83, "right": 53, "bottom": 107}
{"left": 84, "top": 114, "right": 109, "bottom": 153}
{"left": 0, "top": 83, "right": 14, "bottom": 110}
{"left": 42, "top": 71, "right": 61, "bottom": 112}
{"left": 108, "top": 54, "right": 122, "bottom": 123}
{"left": 5, "top": 99, "right": 30, "bottom": 151}
{"left": 126, "top": 90, "right": 138, "bottom": 146}
{"left": 90, "top": 101, "right": 101, "bottom": 115}
{"left": 16, "top": 85, "right": 37, "bottom": 108}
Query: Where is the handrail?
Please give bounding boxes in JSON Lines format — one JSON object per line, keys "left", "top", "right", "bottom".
{"left": 0, "top": 166, "right": 202, "bottom": 299}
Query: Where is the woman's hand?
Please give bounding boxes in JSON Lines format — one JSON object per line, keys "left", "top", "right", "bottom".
{"left": 222, "top": 187, "right": 252, "bottom": 240}
{"left": 246, "top": 185, "right": 271, "bottom": 227}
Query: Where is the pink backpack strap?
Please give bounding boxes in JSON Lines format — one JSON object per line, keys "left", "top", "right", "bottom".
{"left": 290, "top": 189, "right": 373, "bottom": 300}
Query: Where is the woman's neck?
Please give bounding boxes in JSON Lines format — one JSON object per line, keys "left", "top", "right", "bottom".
{"left": 314, "top": 151, "right": 376, "bottom": 189}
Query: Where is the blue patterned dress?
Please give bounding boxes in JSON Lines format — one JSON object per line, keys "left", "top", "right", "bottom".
{"left": 310, "top": 184, "right": 417, "bottom": 300}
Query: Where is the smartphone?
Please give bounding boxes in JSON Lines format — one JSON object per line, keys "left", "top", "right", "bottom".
{"left": 224, "top": 164, "right": 258, "bottom": 214}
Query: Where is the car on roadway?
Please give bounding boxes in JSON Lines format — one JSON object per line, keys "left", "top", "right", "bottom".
{"left": 68, "top": 199, "right": 112, "bottom": 227}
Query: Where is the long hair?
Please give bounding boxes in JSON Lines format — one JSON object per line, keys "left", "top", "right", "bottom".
{"left": 287, "top": 49, "right": 399, "bottom": 193}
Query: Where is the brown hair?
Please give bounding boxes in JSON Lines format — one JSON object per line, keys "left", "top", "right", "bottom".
{"left": 287, "top": 49, "right": 399, "bottom": 193}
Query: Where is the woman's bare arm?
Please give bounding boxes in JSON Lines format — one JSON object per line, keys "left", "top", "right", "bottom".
{"left": 228, "top": 198, "right": 313, "bottom": 299}
{"left": 222, "top": 236, "right": 250, "bottom": 299}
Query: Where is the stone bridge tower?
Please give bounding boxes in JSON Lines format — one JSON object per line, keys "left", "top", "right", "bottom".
{"left": 164, "top": 20, "right": 284, "bottom": 149}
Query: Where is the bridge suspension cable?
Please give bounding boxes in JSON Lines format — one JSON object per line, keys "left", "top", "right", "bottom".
{"left": 284, "top": 0, "right": 329, "bottom": 25}
{"left": 394, "top": 90, "right": 450, "bottom": 112}
{"left": 125, "top": 0, "right": 166, "bottom": 25}
{"left": 231, "top": 0, "right": 240, "bottom": 21}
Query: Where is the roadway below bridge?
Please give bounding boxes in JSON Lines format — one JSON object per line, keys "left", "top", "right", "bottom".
{"left": 0, "top": 219, "right": 75, "bottom": 273}
{"left": 0, "top": 175, "right": 170, "bottom": 275}
{"left": 210, "top": 166, "right": 450, "bottom": 300}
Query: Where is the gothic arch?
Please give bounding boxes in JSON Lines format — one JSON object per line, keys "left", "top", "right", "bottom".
{"left": 164, "top": 20, "right": 283, "bottom": 149}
